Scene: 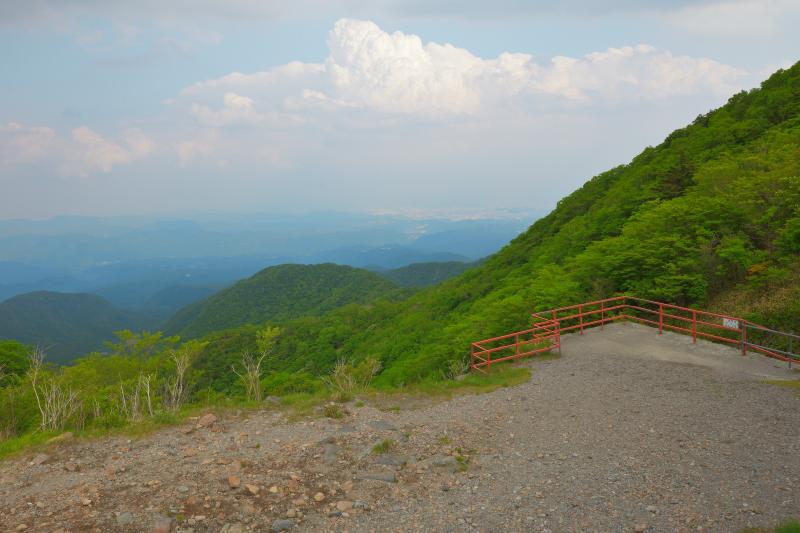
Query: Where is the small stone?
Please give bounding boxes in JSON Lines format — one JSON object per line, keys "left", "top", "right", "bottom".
{"left": 228, "top": 476, "right": 241, "bottom": 489}
{"left": 376, "top": 454, "right": 406, "bottom": 467}
{"left": 177, "top": 485, "right": 190, "bottom": 494}
{"left": 313, "top": 491, "right": 326, "bottom": 502}
{"left": 286, "top": 508, "right": 297, "bottom": 518}
{"left": 646, "top": 505, "right": 658, "bottom": 513}
{"left": 245, "top": 484, "right": 260, "bottom": 495}
{"left": 153, "top": 515, "right": 172, "bottom": 533}
{"left": 269, "top": 485, "right": 279, "bottom": 493}
{"left": 16, "top": 525, "right": 28, "bottom": 531}
{"left": 64, "top": 461, "right": 79, "bottom": 472}
{"left": 336, "top": 500, "right": 353, "bottom": 511}
{"left": 368, "top": 420, "right": 397, "bottom": 431}
{"left": 80, "top": 497, "right": 92, "bottom": 506}
{"left": 272, "top": 519, "right": 294, "bottom": 532}
{"left": 355, "top": 471, "right": 397, "bottom": 483}
{"left": 635, "top": 525, "right": 647, "bottom": 533}
{"left": 116, "top": 512, "right": 134, "bottom": 525}
{"left": 197, "top": 413, "right": 217, "bottom": 427}
{"left": 29, "top": 453, "right": 49, "bottom": 466}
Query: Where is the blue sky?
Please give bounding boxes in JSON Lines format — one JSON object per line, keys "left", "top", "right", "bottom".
{"left": 1, "top": 1, "right": 798, "bottom": 219}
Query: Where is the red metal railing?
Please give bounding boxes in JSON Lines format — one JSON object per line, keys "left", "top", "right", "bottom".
{"left": 470, "top": 295, "right": 799, "bottom": 371}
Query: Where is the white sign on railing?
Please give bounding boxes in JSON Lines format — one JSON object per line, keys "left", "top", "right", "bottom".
{"left": 723, "top": 318, "right": 740, "bottom": 330}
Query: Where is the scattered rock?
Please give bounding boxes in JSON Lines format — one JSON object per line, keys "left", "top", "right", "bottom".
{"left": 80, "top": 497, "right": 92, "bottom": 506}
{"left": 634, "top": 524, "right": 647, "bottom": 533}
{"left": 420, "top": 455, "right": 459, "bottom": 473}
{"left": 336, "top": 500, "right": 354, "bottom": 511}
{"left": 318, "top": 435, "right": 336, "bottom": 445}
{"left": 197, "top": 413, "right": 217, "bottom": 428}
{"left": 227, "top": 475, "right": 241, "bottom": 489}
{"left": 245, "top": 484, "right": 260, "bottom": 496}
{"left": 15, "top": 525, "right": 28, "bottom": 531}
{"left": 323, "top": 443, "right": 338, "bottom": 464}
{"left": 376, "top": 454, "right": 406, "bottom": 467}
{"left": 368, "top": 420, "right": 397, "bottom": 431}
{"left": 152, "top": 515, "right": 172, "bottom": 533}
{"left": 220, "top": 524, "right": 246, "bottom": 533}
{"left": 116, "top": 512, "right": 135, "bottom": 525}
{"left": 64, "top": 461, "right": 79, "bottom": 472}
{"left": 177, "top": 485, "right": 190, "bottom": 494}
{"left": 313, "top": 491, "right": 326, "bottom": 502}
{"left": 29, "top": 453, "right": 49, "bottom": 466}
{"left": 356, "top": 471, "right": 397, "bottom": 483}
{"left": 272, "top": 519, "right": 294, "bottom": 532}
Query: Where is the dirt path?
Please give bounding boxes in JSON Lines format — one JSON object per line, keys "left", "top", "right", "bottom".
{"left": 1, "top": 322, "right": 798, "bottom": 533}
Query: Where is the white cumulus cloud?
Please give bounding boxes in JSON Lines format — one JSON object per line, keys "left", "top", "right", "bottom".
{"left": 177, "top": 18, "right": 747, "bottom": 121}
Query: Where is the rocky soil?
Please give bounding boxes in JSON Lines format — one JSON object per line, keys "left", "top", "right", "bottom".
{"left": 1, "top": 322, "right": 798, "bottom": 533}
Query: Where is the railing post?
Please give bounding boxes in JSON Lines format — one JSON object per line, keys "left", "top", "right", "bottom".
{"left": 470, "top": 344, "right": 474, "bottom": 370}
{"left": 789, "top": 335, "right": 793, "bottom": 370}
{"left": 515, "top": 333, "right": 519, "bottom": 357}
{"left": 692, "top": 310, "right": 697, "bottom": 343}
{"left": 488, "top": 346, "right": 492, "bottom": 371}
{"left": 741, "top": 320, "right": 747, "bottom": 356}
{"left": 556, "top": 321, "right": 562, "bottom": 356}
{"left": 659, "top": 303, "right": 663, "bottom": 335}
{"left": 601, "top": 300, "right": 605, "bottom": 330}
{"left": 579, "top": 304, "right": 584, "bottom": 335}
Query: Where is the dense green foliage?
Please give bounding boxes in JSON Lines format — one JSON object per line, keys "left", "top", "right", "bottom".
{"left": 194, "top": 62, "right": 800, "bottom": 386}
{"left": 164, "top": 263, "right": 400, "bottom": 339}
{"left": 0, "top": 291, "right": 155, "bottom": 363}
{"left": 0, "top": 340, "right": 29, "bottom": 386}
{"left": 377, "top": 261, "right": 476, "bottom": 287}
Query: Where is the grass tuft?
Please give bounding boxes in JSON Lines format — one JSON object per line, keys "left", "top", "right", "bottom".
{"left": 372, "top": 438, "right": 395, "bottom": 454}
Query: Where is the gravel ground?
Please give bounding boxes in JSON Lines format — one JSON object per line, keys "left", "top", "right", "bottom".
{"left": 1, "top": 322, "right": 798, "bottom": 533}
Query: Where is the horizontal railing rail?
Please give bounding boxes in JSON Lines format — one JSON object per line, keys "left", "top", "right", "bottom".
{"left": 470, "top": 295, "right": 798, "bottom": 372}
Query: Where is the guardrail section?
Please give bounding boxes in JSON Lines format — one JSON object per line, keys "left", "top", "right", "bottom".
{"left": 470, "top": 295, "right": 798, "bottom": 372}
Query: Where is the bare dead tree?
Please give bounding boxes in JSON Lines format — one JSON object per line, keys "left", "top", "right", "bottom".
{"left": 140, "top": 373, "right": 154, "bottom": 417}
{"left": 232, "top": 351, "right": 267, "bottom": 402}
{"left": 162, "top": 347, "right": 192, "bottom": 412}
{"left": 27, "top": 347, "right": 80, "bottom": 431}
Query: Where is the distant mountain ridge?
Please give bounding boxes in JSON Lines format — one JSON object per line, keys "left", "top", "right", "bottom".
{"left": 165, "top": 263, "right": 399, "bottom": 339}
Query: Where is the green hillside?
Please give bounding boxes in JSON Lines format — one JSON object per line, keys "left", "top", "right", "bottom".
{"left": 0, "top": 292, "right": 155, "bottom": 364}
{"left": 165, "top": 263, "right": 400, "bottom": 339}
{"left": 377, "top": 261, "right": 476, "bottom": 287}
{"left": 195, "top": 62, "right": 800, "bottom": 387}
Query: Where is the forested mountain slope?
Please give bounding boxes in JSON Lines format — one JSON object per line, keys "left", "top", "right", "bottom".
{"left": 376, "top": 261, "right": 476, "bottom": 287}
{"left": 196, "top": 62, "right": 800, "bottom": 387}
{"left": 165, "top": 263, "right": 400, "bottom": 339}
{"left": 0, "top": 292, "right": 154, "bottom": 363}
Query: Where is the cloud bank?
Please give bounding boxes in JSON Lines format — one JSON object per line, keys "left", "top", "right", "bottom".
{"left": 181, "top": 18, "right": 746, "bottom": 120}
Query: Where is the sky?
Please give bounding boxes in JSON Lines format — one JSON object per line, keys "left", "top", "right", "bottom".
{"left": 1, "top": 0, "right": 798, "bottom": 219}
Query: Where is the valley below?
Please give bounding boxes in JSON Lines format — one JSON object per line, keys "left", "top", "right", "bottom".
{"left": 2, "top": 323, "right": 798, "bottom": 533}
